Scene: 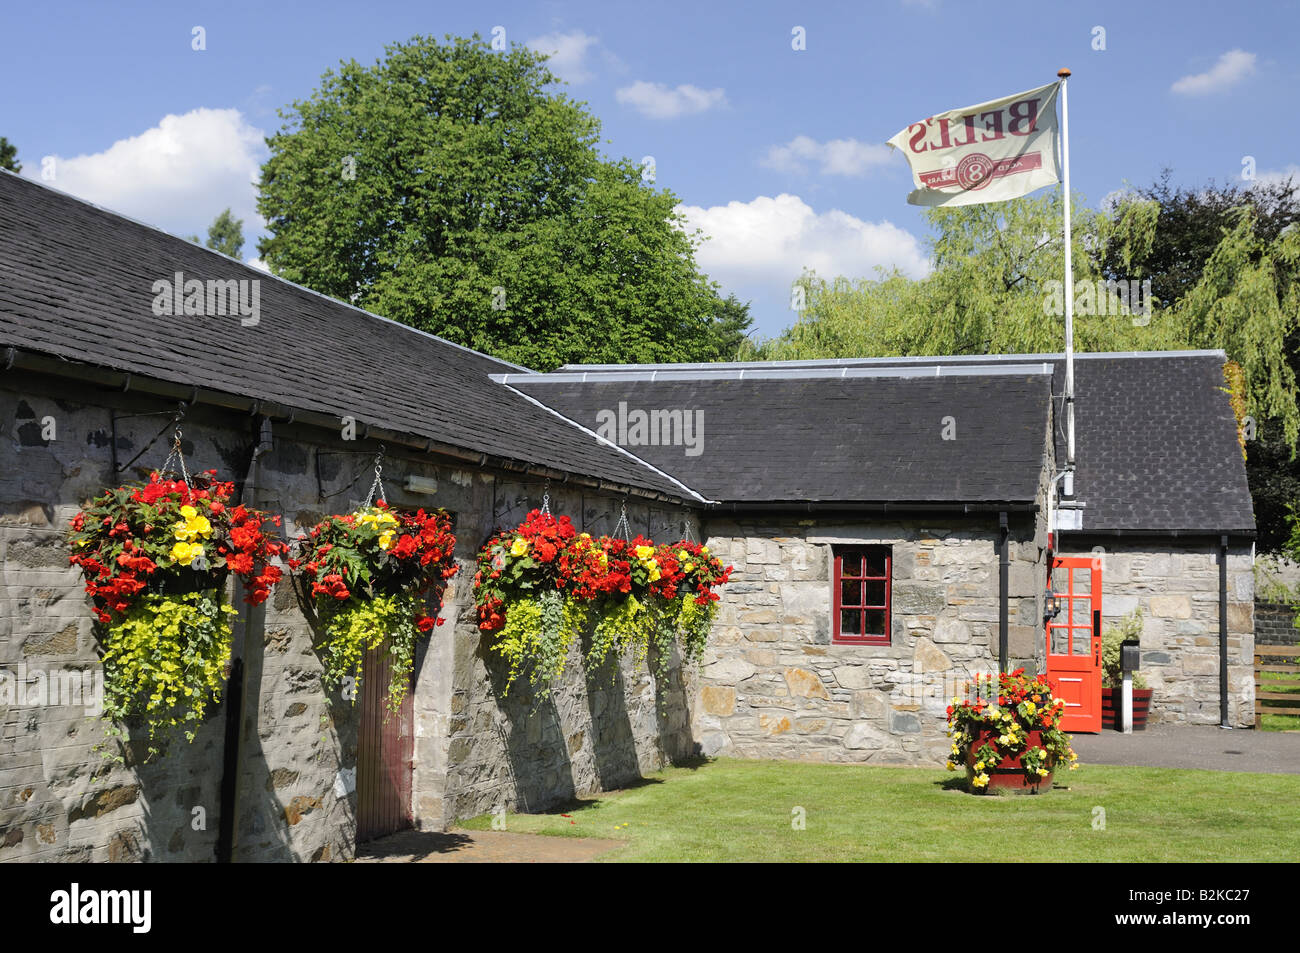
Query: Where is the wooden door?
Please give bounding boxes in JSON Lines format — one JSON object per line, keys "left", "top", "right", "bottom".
{"left": 1046, "top": 556, "right": 1102, "bottom": 733}
{"left": 355, "top": 641, "right": 414, "bottom": 841}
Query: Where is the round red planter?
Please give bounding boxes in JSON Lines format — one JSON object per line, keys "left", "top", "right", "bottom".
{"left": 1101, "top": 687, "right": 1152, "bottom": 730}
{"left": 965, "top": 727, "right": 1054, "bottom": 794}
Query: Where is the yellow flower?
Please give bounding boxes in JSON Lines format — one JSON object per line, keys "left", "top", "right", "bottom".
{"left": 700, "top": 546, "right": 709, "bottom": 554}
{"left": 634, "top": 544, "right": 655, "bottom": 559}
{"left": 173, "top": 505, "right": 213, "bottom": 542}
{"left": 647, "top": 564, "right": 662, "bottom": 582}
{"left": 510, "top": 537, "right": 529, "bottom": 557}
{"left": 946, "top": 761, "right": 956, "bottom": 771}
{"left": 678, "top": 549, "right": 689, "bottom": 560}
{"left": 684, "top": 562, "right": 695, "bottom": 572}
{"left": 170, "top": 541, "right": 204, "bottom": 565}
{"left": 378, "top": 531, "right": 394, "bottom": 550}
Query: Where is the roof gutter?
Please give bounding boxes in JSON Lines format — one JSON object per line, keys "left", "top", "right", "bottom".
{"left": 1, "top": 347, "right": 695, "bottom": 506}
{"left": 712, "top": 500, "right": 1040, "bottom": 515}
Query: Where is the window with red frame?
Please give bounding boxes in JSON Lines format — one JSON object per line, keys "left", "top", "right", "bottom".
{"left": 833, "top": 546, "right": 891, "bottom": 645}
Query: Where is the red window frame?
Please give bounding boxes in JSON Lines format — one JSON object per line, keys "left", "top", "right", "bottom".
{"left": 832, "top": 546, "right": 891, "bottom": 645}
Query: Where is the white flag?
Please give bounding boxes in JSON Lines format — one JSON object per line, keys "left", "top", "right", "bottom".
{"left": 887, "top": 82, "right": 1062, "bottom": 207}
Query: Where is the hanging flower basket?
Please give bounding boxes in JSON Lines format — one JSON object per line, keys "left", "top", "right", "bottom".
{"left": 474, "top": 508, "right": 587, "bottom": 698}
{"left": 292, "top": 502, "right": 457, "bottom": 711}
{"left": 473, "top": 505, "right": 733, "bottom": 701}
{"left": 67, "top": 468, "right": 286, "bottom": 759}
{"left": 946, "top": 670, "right": 1078, "bottom": 795}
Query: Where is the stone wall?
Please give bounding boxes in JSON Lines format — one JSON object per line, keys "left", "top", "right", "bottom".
{"left": 694, "top": 514, "right": 1044, "bottom": 766}
{"left": 1254, "top": 601, "right": 1298, "bottom": 646}
{"left": 419, "top": 484, "right": 697, "bottom": 827}
{"left": 1054, "top": 540, "right": 1255, "bottom": 726}
{"left": 0, "top": 370, "right": 691, "bottom": 862}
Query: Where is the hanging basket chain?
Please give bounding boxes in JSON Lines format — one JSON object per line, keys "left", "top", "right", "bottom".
{"left": 681, "top": 516, "right": 696, "bottom": 544}
{"left": 540, "top": 478, "right": 551, "bottom": 517}
{"left": 158, "top": 425, "right": 193, "bottom": 493}
{"left": 613, "top": 501, "right": 632, "bottom": 543}
{"left": 364, "top": 445, "right": 387, "bottom": 506}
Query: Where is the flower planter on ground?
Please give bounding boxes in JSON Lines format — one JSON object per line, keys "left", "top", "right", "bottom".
{"left": 964, "top": 727, "right": 1054, "bottom": 794}
{"left": 946, "top": 669, "right": 1078, "bottom": 795}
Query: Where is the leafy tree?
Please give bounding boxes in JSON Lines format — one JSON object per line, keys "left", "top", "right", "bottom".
{"left": 257, "top": 34, "right": 726, "bottom": 370}
{"left": 768, "top": 192, "right": 1183, "bottom": 360}
{"left": 1101, "top": 171, "right": 1300, "bottom": 552}
{"left": 758, "top": 183, "right": 1300, "bottom": 548}
{"left": 0, "top": 137, "right": 21, "bottom": 173}
{"left": 205, "top": 208, "right": 244, "bottom": 259}
{"left": 704, "top": 294, "right": 756, "bottom": 361}
{"left": 1100, "top": 168, "right": 1300, "bottom": 308}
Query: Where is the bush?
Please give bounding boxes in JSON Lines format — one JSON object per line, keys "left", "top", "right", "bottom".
{"left": 1101, "top": 609, "right": 1147, "bottom": 689}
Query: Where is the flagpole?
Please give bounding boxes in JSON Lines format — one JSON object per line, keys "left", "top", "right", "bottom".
{"left": 1058, "top": 67, "right": 1075, "bottom": 500}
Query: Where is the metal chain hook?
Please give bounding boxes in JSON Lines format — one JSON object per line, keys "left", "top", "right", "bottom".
{"left": 540, "top": 478, "right": 551, "bottom": 517}
{"left": 159, "top": 423, "right": 193, "bottom": 492}
{"left": 614, "top": 501, "right": 632, "bottom": 543}
{"left": 365, "top": 444, "right": 387, "bottom": 506}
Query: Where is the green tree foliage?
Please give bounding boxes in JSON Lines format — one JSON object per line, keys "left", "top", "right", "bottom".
{"left": 0, "top": 136, "right": 21, "bottom": 173}
{"left": 768, "top": 191, "right": 1183, "bottom": 359}
{"left": 1100, "top": 172, "right": 1300, "bottom": 552}
{"left": 205, "top": 208, "right": 244, "bottom": 259}
{"left": 758, "top": 177, "right": 1300, "bottom": 549}
{"left": 257, "top": 34, "right": 730, "bottom": 370}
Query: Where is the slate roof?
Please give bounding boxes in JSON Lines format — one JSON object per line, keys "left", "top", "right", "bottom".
{"left": 504, "top": 369, "right": 1054, "bottom": 505}
{"left": 536, "top": 352, "right": 1256, "bottom": 533}
{"left": 0, "top": 171, "right": 695, "bottom": 501}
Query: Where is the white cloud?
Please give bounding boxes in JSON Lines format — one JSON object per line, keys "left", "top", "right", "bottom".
{"left": 526, "top": 30, "right": 601, "bottom": 84}
{"left": 27, "top": 107, "right": 267, "bottom": 239}
{"left": 677, "top": 193, "right": 929, "bottom": 294}
{"left": 1254, "top": 163, "right": 1300, "bottom": 198}
{"left": 615, "top": 81, "right": 727, "bottom": 119}
{"left": 1171, "top": 49, "right": 1257, "bottom": 95}
{"left": 761, "top": 135, "right": 895, "bottom": 177}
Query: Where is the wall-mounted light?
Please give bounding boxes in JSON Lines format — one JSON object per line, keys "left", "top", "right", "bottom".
{"left": 1043, "top": 588, "right": 1061, "bottom": 622}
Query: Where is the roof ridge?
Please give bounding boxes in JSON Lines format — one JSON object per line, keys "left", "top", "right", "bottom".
{"left": 557, "top": 349, "right": 1229, "bottom": 373}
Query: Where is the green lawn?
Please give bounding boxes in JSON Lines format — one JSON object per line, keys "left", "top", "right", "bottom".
{"left": 462, "top": 757, "right": 1300, "bottom": 861}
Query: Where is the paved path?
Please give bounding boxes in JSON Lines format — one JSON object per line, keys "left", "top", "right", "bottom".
{"left": 355, "top": 828, "right": 624, "bottom": 863}
{"left": 1072, "top": 724, "right": 1300, "bottom": 774}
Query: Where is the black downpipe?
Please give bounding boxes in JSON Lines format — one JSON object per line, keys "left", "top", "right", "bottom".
{"left": 998, "top": 512, "right": 1009, "bottom": 673}
{"left": 216, "top": 417, "right": 272, "bottom": 862}
{"left": 1219, "top": 535, "right": 1230, "bottom": 728}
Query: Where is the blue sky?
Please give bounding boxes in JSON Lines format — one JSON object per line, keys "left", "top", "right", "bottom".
{"left": 3, "top": 0, "right": 1298, "bottom": 338}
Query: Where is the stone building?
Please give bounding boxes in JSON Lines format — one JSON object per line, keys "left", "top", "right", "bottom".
{"left": 0, "top": 171, "right": 1255, "bottom": 862}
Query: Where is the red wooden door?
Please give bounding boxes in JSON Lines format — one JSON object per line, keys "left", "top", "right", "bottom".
{"left": 1046, "top": 557, "right": 1102, "bottom": 733}
{"left": 355, "top": 641, "right": 414, "bottom": 842}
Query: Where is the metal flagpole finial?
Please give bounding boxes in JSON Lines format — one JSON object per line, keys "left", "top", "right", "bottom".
{"left": 1057, "top": 67, "right": 1071, "bottom": 78}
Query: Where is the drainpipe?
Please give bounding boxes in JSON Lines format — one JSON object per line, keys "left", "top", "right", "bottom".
{"left": 216, "top": 416, "right": 273, "bottom": 861}
{"left": 999, "top": 511, "right": 1010, "bottom": 673}
{"left": 1219, "top": 534, "right": 1230, "bottom": 728}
